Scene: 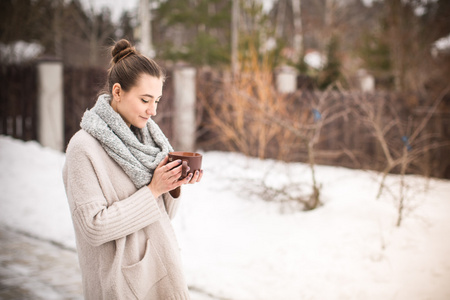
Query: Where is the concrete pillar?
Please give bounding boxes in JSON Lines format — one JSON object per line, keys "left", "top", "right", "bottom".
{"left": 37, "top": 59, "right": 64, "bottom": 152}
{"left": 173, "top": 66, "right": 196, "bottom": 151}
{"left": 276, "top": 65, "right": 297, "bottom": 93}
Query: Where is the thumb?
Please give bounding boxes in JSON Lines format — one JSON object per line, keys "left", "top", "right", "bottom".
{"left": 157, "top": 155, "right": 169, "bottom": 168}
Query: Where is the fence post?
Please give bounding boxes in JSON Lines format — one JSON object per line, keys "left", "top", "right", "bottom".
{"left": 276, "top": 65, "right": 297, "bottom": 93}
{"left": 37, "top": 58, "right": 64, "bottom": 152}
{"left": 172, "top": 65, "right": 197, "bottom": 151}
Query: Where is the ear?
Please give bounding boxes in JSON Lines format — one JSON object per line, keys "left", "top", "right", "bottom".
{"left": 112, "top": 83, "right": 122, "bottom": 101}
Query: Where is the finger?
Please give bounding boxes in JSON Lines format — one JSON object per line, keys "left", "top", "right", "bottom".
{"left": 171, "top": 178, "right": 185, "bottom": 190}
{"left": 167, "top": 165, "right": 182, "bottom": 180}
{"left": 187, "top": 170, "right": 203, "bottom": 184}
{"left": 196, "top": 170, "right": 204, "bottom": 182}
{"left": 167, "top": 165, "right": 190, "bottom": 182}
{"left": 170, "top": 171, "right": 190, "bottom": 187}
{"left": 165, "top": 159, "right": 183, "bottom": 171}
{"left": 181, "top": 173, "right": 194, "bottom": 185}
{"left": 157, "top": 155, "right": 169, "bottom": 168}
{"left": 188, "top": 170, "right": 200, "bottom": 184}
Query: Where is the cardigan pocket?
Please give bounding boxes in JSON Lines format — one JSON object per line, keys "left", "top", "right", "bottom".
{"left": 122, "top": 239, "right": 168, "bottom": 299}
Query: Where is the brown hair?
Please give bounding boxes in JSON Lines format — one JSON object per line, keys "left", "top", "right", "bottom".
{"left": 105, "top": 39, "right": 165, "bottom": 94}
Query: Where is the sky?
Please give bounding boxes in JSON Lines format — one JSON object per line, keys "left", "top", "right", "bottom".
{"left": 80, "top": 0, "right": 276, "bottom": 22}
{"left": 79, "top": 0, "right": 381, "bottom": 24}
{"left": 79, "top": 0, "right": 139, "bottom": 21}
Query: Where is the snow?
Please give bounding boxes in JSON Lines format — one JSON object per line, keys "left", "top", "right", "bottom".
{"left": 435, "top": 34, "right": 450, "bottom": 51}
{"left": 0, "top": 41, "right": 44, "bottom": 64}
{"left": 1, "top": 135, "right": 450, "bottom": 299}
{"left": 304, "top": 50, "right": 326, "bottom": 70}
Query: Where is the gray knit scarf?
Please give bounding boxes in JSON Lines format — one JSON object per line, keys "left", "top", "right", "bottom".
{"left": 80, "top": 94, "right": 173, "bottom": 189}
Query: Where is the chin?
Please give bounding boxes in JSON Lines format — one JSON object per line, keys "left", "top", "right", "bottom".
{"left": 134, "top": 124, "right": 147, "bottom": 129}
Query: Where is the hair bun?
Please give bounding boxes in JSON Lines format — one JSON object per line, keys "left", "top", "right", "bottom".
{"left": 112, "top": 39, "right": 136, "bottom": 63}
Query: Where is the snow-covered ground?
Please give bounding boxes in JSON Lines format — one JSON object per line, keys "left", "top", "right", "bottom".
{"left": 1, "top": 135, "right": 450, "bottom": 300}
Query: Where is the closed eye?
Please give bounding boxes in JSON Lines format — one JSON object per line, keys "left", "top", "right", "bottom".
{"left": 141, "top": 96, "right": 161, "bottom": 104}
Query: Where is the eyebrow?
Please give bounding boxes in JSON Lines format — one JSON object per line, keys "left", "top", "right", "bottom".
{"left": 140, "top": 94, "right": 162, "bottom": 99}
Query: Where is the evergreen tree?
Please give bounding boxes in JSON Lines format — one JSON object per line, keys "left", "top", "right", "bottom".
{"left": 153, "top": 0, "right": 231, "bottom": 67}
{"left": 318, "top": 35, "right": 341, "bottom": 89}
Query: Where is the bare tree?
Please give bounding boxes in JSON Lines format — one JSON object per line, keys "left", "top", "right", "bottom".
{"left": 263, "top": 87, "right": 350, "bottom": 209}
{"left": 200, "top": 45, "right": 280, "bottom": 159}
{"left": 348, "top": 87, "right": 450, "bottom": 226}
{"left": 201, "top": 56, "right": 350, "bottom": 210}
{"left": 61, "top": 0, "right": 116, "bottom": 67}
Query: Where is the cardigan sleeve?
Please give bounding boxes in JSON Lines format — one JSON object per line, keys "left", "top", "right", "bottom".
{"left": 63, "top": 133, "right": 162, "bottom": 247}
{"left": 163, "top": 189, "right": 181, "bottom": 220}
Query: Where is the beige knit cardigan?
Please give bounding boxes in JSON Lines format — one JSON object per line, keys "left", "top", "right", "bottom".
{"left": 63, "top": 130, "right": 190, "bottom": 300}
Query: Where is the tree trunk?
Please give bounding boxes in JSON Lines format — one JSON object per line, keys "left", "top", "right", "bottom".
{"left": 231, "top": 0, "right": 239, "bottom": 76}
{"left": 291, "top": 0, "right": 303, "bottom": 62}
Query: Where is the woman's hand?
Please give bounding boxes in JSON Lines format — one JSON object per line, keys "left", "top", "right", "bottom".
{"left": 148, "top": 156, "right": 203, "bottom": 199}
{"left": 186, "top": 168, "right": 203, "bottom": 184}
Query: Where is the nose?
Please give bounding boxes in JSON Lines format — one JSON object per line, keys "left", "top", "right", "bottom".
{"left": 146, "top": 104, "right": 157, "bottom": 117}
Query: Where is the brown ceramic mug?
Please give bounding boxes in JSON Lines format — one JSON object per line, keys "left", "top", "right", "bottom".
{"left": 168, "top": 151, "right": 202, "bottom": 179}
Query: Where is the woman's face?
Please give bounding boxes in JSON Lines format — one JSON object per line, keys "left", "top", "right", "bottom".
{"left": 111, "top": 74, "right": 163, "bottom": 128}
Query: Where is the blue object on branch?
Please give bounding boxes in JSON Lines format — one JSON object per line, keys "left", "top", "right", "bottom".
{"left": 402, "top": 136, "right": 412, "bottom": 151}
{"left": 312, "top": 108, "right": 322, "bottom": 122}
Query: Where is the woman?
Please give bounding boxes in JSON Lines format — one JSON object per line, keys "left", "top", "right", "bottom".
{"left": 63, "top": 39, "right": 202, "bottom": 299}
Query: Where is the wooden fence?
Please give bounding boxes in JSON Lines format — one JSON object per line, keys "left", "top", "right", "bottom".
{"left": 1, "top": 63, "right": 449, "bottom": 179}
{"left": 63, "top": 66, "right": 106, "bottom": 147}
{"left": 195, "top": 70, "right": 450, "bottom": 179}
{"left": 1, "top": 64, "right": 38, "bottom": 142}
